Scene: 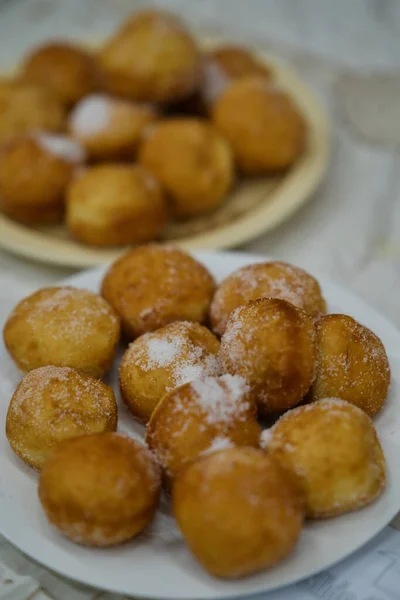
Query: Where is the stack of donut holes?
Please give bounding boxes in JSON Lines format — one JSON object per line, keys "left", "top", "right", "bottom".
{"left": 3, "top": 243, "right": 391, "bottom": 580}
{"left": 0, "top": 8, "right": 306, "bottom": 247}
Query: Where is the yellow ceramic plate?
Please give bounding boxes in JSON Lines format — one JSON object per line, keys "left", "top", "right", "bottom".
{"left": 0, "top": 39, "right": 330, "bottom": 267}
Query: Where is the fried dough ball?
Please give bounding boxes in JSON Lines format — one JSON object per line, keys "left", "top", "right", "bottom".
{"left": 0, "top": 133, "right": 85, "bottom": 224}
{"left": 312, "top": 314, "right": 390, "bottom": 417}
{"left": 139, "top": 118, "right": 234, "bottom": 218}
{"left": 201, "top": 45, "right": 272, "bottom": 105}
{"left": 0, "top": 82, "right": 66, "bottom": 145}
{"left": 173, "top": 447, "right": 303, "bottom": 578}
{"left": 219, "top": 298, "right": 316, "bottom": 415}
{"left": 210, "top": 261, "right": 326, "bottom": 336}
{"left": 100, "top": 10, "right": 200, "bottom": 103}
{"left": 212, "top": 76, "right": 305, "bottom": 174}
{"left": 120, "top": 321, "right": 220, "bottom": 424}
{"left": 6, "top": 366, "right": 117, "bottom": 471}
{"left": 3, "top": 286, "right": 120, "bottom": 378}
{"left": 69, "top": 94, "right": 157, "bottom": 160}
{"left": 264, "top": 398, "right": 386, "bottom": 518}
{"left": 66, "top": 164, "right": 167, "bottom": 247}
{"left": 39, "top": 433, "right": 161, "bottom": 546}
{"left": 146, "top": 374, "right": 261, "bottom": 487}
{"left": 101, "top": 244, "right": 216, "bottom": 339}
{"left": 21, "top": 42, "right": 102, "bottom": 106}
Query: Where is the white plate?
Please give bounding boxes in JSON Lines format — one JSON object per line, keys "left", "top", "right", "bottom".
{"left": 0, "top": 251, "right": 399, "bottom": 600}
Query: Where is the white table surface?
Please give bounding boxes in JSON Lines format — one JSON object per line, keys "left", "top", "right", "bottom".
{"left": 0, "top": 1, "right": 400, "bottom": 598}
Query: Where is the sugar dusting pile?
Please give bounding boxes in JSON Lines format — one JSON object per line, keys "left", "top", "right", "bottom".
{"left": 202, "top": 59, "right": 230, "bottom": 104}
{"left": 126, "top": 321, "right": 220, "bottom": 392}
{"left": 69, "top": 94, "right": 112, "bottom": 136}
{"left": 35, "top": 132, "right": 86, "bottom": 163}
{"left": 190, "top": 374, "right": 250, "bottom": 425}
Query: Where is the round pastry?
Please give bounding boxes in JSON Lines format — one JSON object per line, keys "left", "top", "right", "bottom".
{"left": 201, "top": 45, "right": 272, "bottom": 105}
{"left": 0, "top": 133, "right": 85, "bottom": 224}
{"left": 69, "top": 94, "right": 157, "bottom": 160}
{"left": 6, "top": 366, "right": 117, "bottom": 470}
{"left": 146, "top": 374, "right": 261, "bottom": 486}
{"left": 101, "top": 244, "right": 216, "bottom": 339}
{"left": 21, "top": 42, "right": 102, "bottom": 106}
{"left": 172, "top": 447, "right": 303, "bottom": 578}
{"left": 210, "top": 261, "right": 326, "bottom": 336}
{"left": 211, "top": 76, "right": 305, "bottom": 174}
{"left": 120, "top": 321, "right": 220, "bottom": 423}
{"left": 312, "top": 314, "right": 390, "bottom": 416}
{"left": 0, "top": 82, "right": 66, "bottom": 145}
{"left": 219, "top": 298, "right": 317, "bottom": 415}
{"left": 263, "top": 398, "right": 386, "bottom": 518}
{"left": 66, "top": 164, "right": 167, "bottom": 247}
{"left": 138, "top": 118, "right": 234, "bottom": 218}
{"left": 39, "top": 433, "right": 161, "bottom": 546}
{"left": 3, "top": 286, "right": 120, "bottom": 378}
{"left": 99, "top": 9, "right": 200, "bottom": 103}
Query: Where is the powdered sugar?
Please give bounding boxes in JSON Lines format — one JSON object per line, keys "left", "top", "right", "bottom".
{"left": 201, "top": 435, "right": 234, "bottom": 456}
{"left": 260, "top": 428, "right": 272, "bottom": 449}
{"left": 124, "top": 321, "right": 220, "bottom": 393}
{"left": 35, "top": 132, "right": 86, "bottom": 163}
{"left": 191, "top": 374, "right": 250, "bottom": 425}
{"left": 69, "top": 94, "right": 112, "bottom": 136}
{"left": 202, "top": 59, "right": 230, "bottom": 104}
{"left": 145, "top": 337, "right": 182, "bottom": 369}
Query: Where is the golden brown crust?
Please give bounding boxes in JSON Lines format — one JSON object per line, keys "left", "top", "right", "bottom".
{"left": 210, "top": 261, "right": 326, "bottom": 336}
{"left": 146, "top": 374, "right": 261, "bottom": 487}
{"left": 3, "top": 286, "right": 120, "bottom": 377}
{"left": 6, "top": 366, "right": 117, "bottom": 471}
{"left": 101, "top": 244, "right": 216, "bottom": 339}
{"left": 311, "top": 314, "right": 390, "bottom": 416}
{"left": 172, "top": 447, "right": 303, "bottom": 578}
{"left": 21, "top": 42, "right": 103, "bottom": 106}
{"left": 99, "top": 10, "right": 200, "bottom": 103}
{"left": 0, "top": 82, "right": 66, "bottom": 145}
{"left": 138, "top": 118, "right": 234, "bottom": 218}
{"left": 68, "top": 95, "right": 158, "bottom": 160}
{"left": 119, "top": 321, "right": 220, "bottom": 423}
{"left": 211, "top": 76, "right": 305, "bottom": 174}
{"left": 219, "top": 297, "right": 317, "bottom": 414}
{"left": 209, "top": 45, "right": 272, "bottom": 81}
{"left": 264, "top": 398, "right": 387, "bottom": 518}
{"left": 39, "top": 433, "right": 161, "bottom": 546}
{"left": 0, "top": 136, "right": 80, "bottom": 224}
{"left": 66, "top": 164, "right": 167, "bottom": 247}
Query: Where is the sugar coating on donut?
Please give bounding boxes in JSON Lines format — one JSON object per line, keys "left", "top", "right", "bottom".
{"left": 313, "top": 315, "right": 390, "bottom": 416}
{"left": 202, "top": 59, "right": 230, "bottom": 104}
{"left": 211, "top": 261, "right": 325, "bottom": 335}
{"left": 6, "top": 366, "right": 117, "bottom": 470}
{"left": 69, "top": 94, "right": 112, "bottom": 136}
{"left": 9, "top": 365, "right": 114, "bottom": 419}
{"left": 200, "top": 436, "right": 235, "bottom": 456}
{"left": 124, "top": 321, "right": 220, "bottom": 393}
{"left": 265, "top": 397, "right": 386, "bottom": 516}
{"left": 20, "top": 286, "right": 116, "bottom": 338}
{"left": 35, "top": 132, "right": 86, "bottom": 163}
{"left": 189, "top": 374, "right": 250, "bottom": 425}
